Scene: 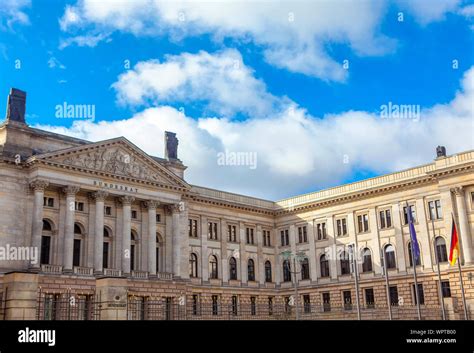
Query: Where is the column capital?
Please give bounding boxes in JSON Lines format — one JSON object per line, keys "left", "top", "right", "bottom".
{"left": 143, "top": 200, "right": 160, "bottom": 210}
{"left": 30, "top": 180, "right": 49, "bottom": 192}
{"left": 90, "top": 190, "right": 109, "bottom": 202}
{"left": 62, "top": 185, "right": 80, "bottom": 196}
{"left": 119, "top": 195, "right": 135, "bottom": 206}
{"left": 451, "top": 186, "right": 464, "bottom": 197}
{"left": 165, "top": 202, "right": 184, "bottom": 214}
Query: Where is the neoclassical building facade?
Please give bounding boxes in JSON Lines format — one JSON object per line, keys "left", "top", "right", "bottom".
{"left": 0, "top": 88, "right": 473, "bottom": 320}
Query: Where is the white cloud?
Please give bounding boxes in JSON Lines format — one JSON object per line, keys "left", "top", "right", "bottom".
{"left": 0, "top": 0, "right": 30, "bottom": 30}
{"left": 59, "top": 32, "right": 111, "bottom": 49}
{"left": 47, "top": 55, "right": 66, "bottom": 69}
{"left": 36, "top": 61, "right": 474, "bottom": 200}
{"left": 395, "top": 0, "right": 468, "bottom": 25}
{"left": 58, "top": 0, "right": 397, "bottom": 81}
{"left": 113, "top": 49, "right": 284, "bottom": 117}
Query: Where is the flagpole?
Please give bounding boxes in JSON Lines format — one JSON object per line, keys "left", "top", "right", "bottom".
{"left": 407, "top": 203, "right": 422, "bottom": 320}
{"left": 350, "top": 244, "right": 361, "bottom": 320}
{"left": 381, "top": 248, "right": 392, "bottom": 320}
{"left": 452, "top": 213, "right": 469, "bottom": 320}
{"left": 430, "top": 216, "right": 446, "bottom": 320}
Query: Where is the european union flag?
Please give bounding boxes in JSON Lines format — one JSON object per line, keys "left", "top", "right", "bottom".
{"left": 407, "top": 204, "right": 420, "bottom": 260}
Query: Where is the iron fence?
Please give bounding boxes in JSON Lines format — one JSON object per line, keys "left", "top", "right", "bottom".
{"left": 36, "top": 289, "right": 101, "bottom": 320}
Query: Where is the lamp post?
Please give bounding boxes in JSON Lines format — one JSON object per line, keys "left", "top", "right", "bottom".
{"left": 281, "top": 250, "right": 307, "bottom": 320}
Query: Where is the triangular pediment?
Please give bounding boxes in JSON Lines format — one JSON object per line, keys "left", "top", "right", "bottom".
{"left": 28, "top": 137, "right": 189, "bottom": 190}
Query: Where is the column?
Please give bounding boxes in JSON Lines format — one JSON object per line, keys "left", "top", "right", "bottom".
{"left": 307, "top": 220, "right": 318, "bottom": 282}
{"left": 62, "top": 185, "right": 80, "bottom": 272}
{"left": 92, "top": 191, "right": 108, "bottom": 273}
{"left": 220, "top": 219, "right": 228, "bottom": 283}
{"left": 171, "top": 203, "right": 182, "bottom": 277}
{"left": 178, "top": 201, "right": 189, "bottom": 279}
{"left": 452, "top": 187, "right": 473, "bottom": 264}
{"left": 200, "top": 216, "right": 209, "bottom": 281}
{"left": 368, "top": 209, "right": 382, "bottom": 274}
{"left": 327, "top": 215, "right": 338, "bottom": 280}
{"left": 120, "top": 195, "right": 135, "bottom": 275}
{"left": 239, "top": 222, "right": 247, "bottom": 283}
{"left": 144, "top": 200, "right": 159, "bottom": 275}
{"left": 256, "top": 224, "right": 264, "bottom": 285}
{"left": 30, "top": 180, "right": 49, "bottom": 269}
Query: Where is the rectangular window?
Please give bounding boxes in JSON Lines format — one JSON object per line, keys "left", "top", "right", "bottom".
{"left": 428, "top": 200, "right": 442, "bottom": 220}
{"left": 298, "top": 226, "right": 307, "bottom": 243}
{"left": 389, "top": 286, "right": 399, "bottom": 306}
{"left": 365, "top": 288, "right": 375, "bottom": 309}
{"left": 412, "top": 284, "right": 425, "bottom": 305}
{"left": 303, "top": 295, "right": 311, "bottom": 313}
{"left": 317, "top": 222, "right": 327, "bottom": 240}
{"left": 336, "top": 218, "right": 347, "bottom": 237}
{"left": 441, "top": 281, "right": 451, "bottom": 298}
{"left": 231, "top": 296, "right": 238, "bottom": 316}
{"left": 228, "top": 224, "right": 237, "bottom": 242}
{"left": 212, "top": 295, "right": 219, "bottom": 316}
{"left": 208, "top": 222, "right": 218, "bottom": 240}
{"left": 246, "top": 227, "right": 255, "bottom": 244}
{"left": 75, "top": 202, "right": 84, "bottom": 211}
{"left": 263, "top": 230, "right": 271, "bottom": 246}
{"left": 192, "top": 294, "right": 200, "bottom": 316}
{"left": 280, "top": 229, "right": 289, "bottom": 246}
{"left": 379, "top": 209, "right": 392, "bottom": 229}
{"left": 104, "top": 206, "right": 112, "bottom": 216}
{"left": 156, "top": 213, "right": 161, "bottom": 223}
{"left": 43, "top": 197, "right": 54, "bottom": 207}
{"left": 322, "top": 292, "right": 331, "bottom": 312}
{"left": 131, "top": 210, "right": 137, "bottom": 219}
{"left": 343, "top": 291, "right": 352, "bottom": 310}
{"left": 403, "top": 205, "right": 417, "bottom": 224}
{"left": 357, "top": 214, "right": 369, "bottom": 233}
{"left": 250, "top": 297, "right": 256, "bottom": 316}
{"left": 268, "top": 297, "right": 274, "bottom": 316}
{"left": 189, "top": 219, "right": 198, "bottom": 238}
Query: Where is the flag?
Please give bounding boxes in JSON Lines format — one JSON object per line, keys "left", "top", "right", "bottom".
{"left": 449, "top": 217, "right": 460, "bottom": 266}
{"left": 407, "top": 205, "right": 420, "bottom": 260}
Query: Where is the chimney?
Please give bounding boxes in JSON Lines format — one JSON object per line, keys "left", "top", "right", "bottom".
{"left": 436, "top": 146, "right": 446, "bottom": 158}
{"left": 164, "top": 131, "right": 179, "bottom": 160}
{"left": 6, "top": 88, "right": 27, "bottom": 124}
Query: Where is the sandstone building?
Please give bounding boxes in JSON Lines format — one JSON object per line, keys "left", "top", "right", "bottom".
{"left": 0, "top": 88, "right": 473, "bottom": 320}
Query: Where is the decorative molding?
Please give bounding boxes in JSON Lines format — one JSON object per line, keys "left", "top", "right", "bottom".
{"left": 143, "top": 200, "right": 160, "bottom": 210}
{"left": 62, "top": 185, "right": 80, "bottom": 196}
{"left": 451, "top": 186, "right": 464, "bottom": 197}
{"left": 90, "top": 190, "right": 109, "bottom": 202}
{"left": 30, "top": 180, "right": 49, "bottom": 192}
{"left": 119, "top": 195, "right": 135, "bottom": 206}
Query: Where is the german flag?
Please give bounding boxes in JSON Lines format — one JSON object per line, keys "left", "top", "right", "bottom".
{"left": 449, "top": 217, "right": 460, "bottom": 266}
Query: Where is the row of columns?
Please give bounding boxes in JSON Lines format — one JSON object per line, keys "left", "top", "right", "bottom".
{"left": 29, "top": 180, "right": 185, "bottom": 277}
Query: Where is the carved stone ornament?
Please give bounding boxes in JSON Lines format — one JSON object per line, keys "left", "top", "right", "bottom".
{"left": 30, "top": 180, "right": 49, "bottom": 192}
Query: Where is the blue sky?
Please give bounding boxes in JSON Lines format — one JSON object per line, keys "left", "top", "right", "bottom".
{"left": 0, "top": 0, "right": 473, "bottom": 199}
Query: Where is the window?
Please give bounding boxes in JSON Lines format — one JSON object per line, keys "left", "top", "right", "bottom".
{"left": 209, "top": 255, "right": 218, "bottom": 279}
{"left": 42, "top": 220, "right": 52, "bottom": 231}
{"left": 340, "top": 251, "right": 350, "bottom": 275}
{"left": 336, "top": 218, "right": 347, "bottom": 237}
{"left": 298, "top": 226, "right": 307, "bottom": 243}
{"left": 412, "top": 283, "right": 425, "bottom": 305}
{"left": 320, "top": 254, "right": 330, "bottom": 278}
{"left": 192, "top": 294, "right": 200, "bottom": 316}
{"left": 247, "top": 259, "right": 255, "bottom": 281}
{"left": 104, "top": 206, "right": 112, "bottom": 216}
{"left": 246, "top": 227, "right": 254, "bottom": 244}
{"left": 428, "top": 200, "right": 442, "bottom": 220}
{"left": 379, "top": 209, "right": 392, "bottom": 229}
{"left": 343, "top": 291, "right": 352, "bottom": 310}
{"left": 316, "top": 222, "right": 327, "bottom": 240}
{"left": 301, "top": 258, "right": 310, "bottom": 280}
{"left": 389, "top": 286, "right": 399, "bottom": 306}
{"left": 403, "top": 205, "right": 417, "bottom": 224}
{"left": 268, "top": 297, "right": 274, "bottom": 316}
{"left": 189, "top": 219, "right": 198, "bottom": 238}
{"left": 43, "top": 197, "right": 54, "bottom": 207}
{"left": 75, "top": 202, "right": 84, "bottom": 211}
{"left": 208, "top": 222, "right": 218, "bottom": 240}
{"left": 322, "top": 293, "right": 331, "bottom": 312}
{"left": 365, "top": 288, "right": 375, "bottom": 308}
{"left": 229, "top": 257, "right": 237, "bottom": 280}
{"left": 280, "top": 229, "right": 289, "bottom": 246}
{"left": 303, "top": 295, "right": 311, "bottom": 313}
{"left": 103, "top": 228, "right": 110, "bottom": 269}
{"left": 384, "top": 244, "right": 396, "bottom": 269}
{"left": 155, "top": 214, "right": 161, "bottom": 223}
{"left": 130, "top": 231, "right": 138, "bottom": 271}
{"left": 211, "top": 295, "right": 219, "bottom": 315}
{"left": 357, "top": 214, "right": 369, "bottom": 233}
{"left": 131, "top": 210, "right": 137, "bottom": 219}
{"left": 228, "top": 225, "right": 237, "bottom": 242}
{"left": 156, "top": 236, "right": 161, "bottom": 273}
{"left": 189, "top": 253, "right": 198, "bottom": 278}
{"left": 283, "top": 260, "right": 291, "bottom": 282}
{"left": 250, "top": 297, "right": 256, "bottom": 316}
{"left": 408, "top": 241, "right": 421, "bottom": 267}
{"left": 40, "top": 220, "right": 53, "bottom": 265}
{"left": 362, "top": 248, "right": 373, "bottom": 272}
{"left": 435, "top": 237, "right": 448, "bottom": 263}
{"left": 441, "top": 281, "right": 451, "bottom": 298}
{"left": 263, "top": 230, "right": 271, "bottom": 246}
{"left": 73, "top": 238, "right": 81, "bottom": 267}
{"left": 231, "top": 296, "right": 238, "bottom": 316}
{"left": 264, "top": 261, "right": 272, "bottom": 282}
{"left": 284, "top": 297, "right": 292, "bottom": 313}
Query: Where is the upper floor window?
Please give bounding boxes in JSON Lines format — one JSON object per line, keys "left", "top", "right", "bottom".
{"left": 75, "top": 201, "right": 84, "bottom": 212}
{"left": 229, "top": 257, "right": 237, "bottom": 280}
{"left": 428, "top": 200, "right": 442, "bottom": 220}
{"left": 189, "top": 219, "right": 198, "bottom": 238}
{"left": 189, "top": 253, "right": 198, "bottom": 278}
{"left": 320, "top": 255, "right": 330, "bottom": 278}
{"left": 300, "top": 258, "right": 310, "bottom": 280}
{"left": 246, "top": 227, "right": 255, "bottom": 244}
{"left": 361, "top": 248, "right": 373, "bottom": 273}
{"left": 357, "top": 214, "right": 369, "bottom": 233}
{"left": 156, "top": 213, "right": 161, "bottom": 223}
{"left": 228, "top": 224, "right": 237, "bottom": 242}
{"left": 283, "top": 260, "right": 291, "bottom": 282}
{"left": 209, "top": 255, "right": 218, "bottom": 279}
{"left": 316, "top": 222, "right": 327, "bottom": 240}
{"left": 384, "top": 244, "right": 396, "bottom": 269}
{"left": 131, "top": 210, "right": 138, "bottom": 219}
{"left": 340, "top": 251, "right": 351, "bottom": 275}
{"left": 435, "top": 236, "right": 448, "bottom": 263}
{"left": 280, "top": 229, "right": 289, "bottom": 246}
{"left": 403, "top": 205, "right": 417, "bottom": 224}
{"left": 379, "top": 209, "right": 392, "bottom": 229}
{"left": 408, "top": 241, "right": 421, "bottom": 267}
{"left": 208, "top": 222, "right": 218, "bottom": 240}
{"left": 336, "top": 218, "right": 347, "bottom": 237}
{"left": 43, "top": 197, "right": 54, "bottom": 207}
{"left": 263, "top": 230, "right": 271, "bottom": 246}
{"left": 264, "top": 261, "right": 272, "bottom": 282}
{"left": 298, "top": 226, "right": 307, "bottom": 243}
{"left": 247, "top": 259, "right": 255, "bottom": 281}
{"left": 104, "top": 206, "right": 112, "bottom": 216}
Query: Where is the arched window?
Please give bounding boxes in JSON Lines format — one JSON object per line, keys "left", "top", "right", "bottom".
{"left": 408, "top": 241, "right": 421, "bottom": 267}
{"left": 435, "top": 237, "right": 448, "bottom": 263}
{"left": 247, "top": 259, "right": 255, "bottom": 281}
{"left": 362, "top": 248, "right": 373, "bottom": 272}
{"left": 189, "top": 253, "right": 198, "bottom": 278}
{"left": 264, "top": 261, "right": 272, "bottom": 282}
{"left": 384, "top": 244, "right": 396, "bottom": 269}
{"left": 73, "top": 223, "right": 83, "bottom": 267}
{"left": 229, "top": 257, "right": 237, "bottom": 280}
{"left": 340, "top": 251, "right": 350, "bottom": 275}
{"left": 130, "top": 231, "right": 138, "bottom": 271}
{"left": 301, "top": 258, "right": 310, "bottom": 280}
{"left": 156, "top": 233, "right": 163, "bottom": 273}
{"left": 41, "top": 219, "right": 53, "bottom": 265}
{"left": 283, "top": 260, "right": 291, "bottom": 282}
{"left": 209, "top": 255, "right": 218, "bottom": 279}
{"left": 320, "top": 255, "right": 330, "bottom": 278}
{"left": 103, "top": 227, "right": 111, "bottom": 269}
